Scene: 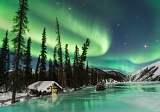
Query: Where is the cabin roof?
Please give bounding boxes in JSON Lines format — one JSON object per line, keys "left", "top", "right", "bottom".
{"left": 28, "top": 81, "right": 62, "bottom": 92}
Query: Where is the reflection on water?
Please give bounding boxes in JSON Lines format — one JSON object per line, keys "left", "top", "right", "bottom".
{"left": 1, "top": 82, "right": 160, "bottom": 112}
{"left": 107, "top": 82, "right": 160, "bottom": 93}
{"left": 52, "top": 93, "right": 57, "bottom": 103}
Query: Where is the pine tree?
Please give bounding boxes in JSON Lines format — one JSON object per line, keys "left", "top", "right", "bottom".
{"left": 91, "top": 68, "right": 94, "bottom": 85}
{"left": 0, "top": 31, "right": 9, "bottom": 89}
{"left": 35, "top": 55, "right": 40, "bottom": 82}
{"left": 53, "top": 47, "right": 58, "bottom": 82}
{"left": 64, "top": 44, "right": 72, "bottom": 87}
{"left": 79, "top": 38, "right": 90, "bottom": 86}
{"left": 11, "top": 0, "right": 29, "bottom": 103}
{"left": 67, "top": 58, "right": 72, "bottom": 87}
{"left": 80, "top": 38, "right": 90, "bottom": 64}
{"left": 24, "top": 37, "right": 32, "bottom": 89}
{"left": 93, "top": 70, "right": 97, "bottom": 85}
{"left": 39, "top": 28, "right": 47, "bottom": 81}
{"left": 5, "top": 36, "right": 10, "bottom": 92}
{"left": 48, "top": 58, "right": 53, "bottom": 80}
{"left": 73, "top": 45, "right": 80, "bottom": 90}
{"left": 85, "top": 61, "right": 89, "bottom": 86}
{"left": 55, "top": 18, "right": 63, "bottom": 86}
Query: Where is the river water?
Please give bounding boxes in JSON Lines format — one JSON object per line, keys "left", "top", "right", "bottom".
{"left": 1, "top": 82, "right": 160, "bottom": 112}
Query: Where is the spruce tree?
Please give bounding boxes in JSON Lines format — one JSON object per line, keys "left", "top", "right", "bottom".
{"left": 79, "top": 38, "right": 90, "bottom": 86}
{"left": 35, "top": 55, "right": 40, "bottom": 82}
{"left": 11, "top": 0, "right": 29, "bottom": 103}
{"left": 64, "top": 44, "right": 72, "bottom": 87}
{"left": 39, "top": 28, "right": 47, "bottom": 81}
{"left": 55, "top": 18, "right": 63, "bottom": 86}
{"left": 85, "top": 61, "right": 89, "bottom": 86}
{"left": 24, "top": 37, "right": 32, "bottom": 89}
{"left": 48, "top": 58, "right": 53, "bottom": 80}
{"left": 6, "top": 39, "right": 10, "bottom": 91}
{"left": 0, "top": 31, "right": 9, "bottom": 88}
{"left": 67, "top": 58, "right": 72, "bottom": 87}
{"left": 93, "top": 70, "right": 97, "bottom": 85}
{"left": 80, "top": 38, "right": 90, "bottom": 64}
{"left": 53, "top": 47, "right": 58, "bottom": 82}
{"left": 73, "top": 45, "right": 80, "bottom": 90}
{"left": 91, "top": 68, "right": 94, "bottom": 85}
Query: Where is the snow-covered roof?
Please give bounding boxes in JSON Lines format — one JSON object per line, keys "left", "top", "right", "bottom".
{"left": 28, "top": 81, "right": 62, "bottom": 92}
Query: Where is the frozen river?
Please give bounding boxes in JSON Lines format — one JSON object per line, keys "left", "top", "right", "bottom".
{"left": 1, "top": 82, "right": 160, "bottom": 112}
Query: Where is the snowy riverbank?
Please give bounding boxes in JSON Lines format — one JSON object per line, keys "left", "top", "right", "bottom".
{"left": 0, "top": 92, "right": 30, "bottom": 107}
{"left": 1, "top": 81, "right": 158, "bottom": 107}
{"left": 0, "top": 89, "right": 73, "bottom": 107}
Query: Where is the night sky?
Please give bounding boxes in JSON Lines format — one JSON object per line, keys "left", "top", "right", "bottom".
{"left": 1, "top": 0, "right": 160, "bottom": 74}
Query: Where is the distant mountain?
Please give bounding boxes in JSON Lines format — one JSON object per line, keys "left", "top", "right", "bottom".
{"left": 94, "top": 68, "right": 127, "bottom": 82}
{"left": 104, "top": 70, "right": 128, "bottom": 82}
{"left": 130, "top": 61, "right": 160, "bottom": 82}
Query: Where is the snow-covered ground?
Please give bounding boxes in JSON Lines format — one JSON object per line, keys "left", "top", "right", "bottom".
{"left": 0, "top": 89, "right": 73, "bottom": 107}
{"left": 0, "top": 92, "right": 29, "bottom": 107}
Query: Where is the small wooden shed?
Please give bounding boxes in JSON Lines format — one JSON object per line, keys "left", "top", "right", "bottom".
{"left": 28, "top": 81, "right": 63, "bottom": 96}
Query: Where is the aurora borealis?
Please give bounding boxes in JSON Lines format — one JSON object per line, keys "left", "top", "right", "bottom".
{"left": 1, "top": 0, "right": 160, "bottom": 74}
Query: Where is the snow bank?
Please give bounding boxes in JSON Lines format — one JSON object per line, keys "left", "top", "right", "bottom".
{"left": 0, "top": 92, "right": 27, "bottom": 107}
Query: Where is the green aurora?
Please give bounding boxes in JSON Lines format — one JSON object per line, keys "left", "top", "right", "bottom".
{"left": 1, "top": 0, "right": 160, "bottom": 74}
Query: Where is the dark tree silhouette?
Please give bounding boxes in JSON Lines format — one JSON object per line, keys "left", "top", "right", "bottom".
{"left": 48, "top": 58, "right": 54, "bottom": 80}
{"left": 53, "top": 47, "right": 58, "bottom": 82}
{"left": 0, "top": 31, "right": 9, "bottom": 90}
{"left": 64, "top": 44, "right": 72, "bottom": 87}
{"left": 80, "top": 38, "right": 90, "bottom": 64}
{"left": 35, "top": 55, "right": 40, "bottom": 82}
{"left": 39, "top": 28, "right": 47, "bottom": 81}
{"left": 24, "top": 37, "right": 32, "bottom": 89}
{"left": 11, "top": 0, "right": 29, "bottom": 103}
{"left": 55, "top": 18, "right": 63, "bottom": 86}
{"left": 73, "top": 45, "right": 80, "bottom": 90}
{"left": 85, "top": 61, "right": 89, "bottom": 86}
{"left": 91, "top": 68, "right": 94, "bottom": 85}
{"left": 79, "top": 38, "right": 90, "bottom": 86}
{"left": 93, "top": 70, "right": 98, "bottom": 85}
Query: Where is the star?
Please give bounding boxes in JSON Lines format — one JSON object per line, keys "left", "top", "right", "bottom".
{"left": 1, "top": 0, "right": 160, "bottom": 75}
{"left": 144, "top": 45, "right": 147, "bottom": 48}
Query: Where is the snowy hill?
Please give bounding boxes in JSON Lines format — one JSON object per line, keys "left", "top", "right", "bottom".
{"left": 92, "top": 68, "right": 127, "bottom": 82}
{"left": 130, "top": 61, "right": 160, "bottom": 82}
{"left": 104, "top": 70, "right": 128, "bottom": 82}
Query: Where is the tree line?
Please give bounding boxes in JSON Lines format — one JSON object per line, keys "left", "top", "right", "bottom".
{"left": 0, "top": 0, "right": 104, "bottom": 103}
